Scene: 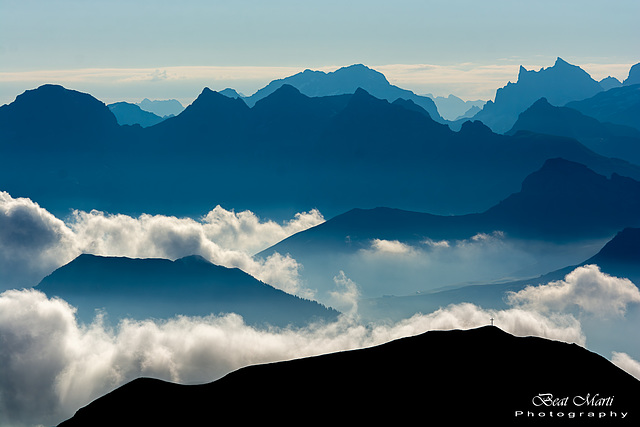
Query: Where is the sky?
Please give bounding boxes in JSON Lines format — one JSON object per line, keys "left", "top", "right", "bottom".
{"left": 1, "top": 0, "right": 639, "bottom": 106}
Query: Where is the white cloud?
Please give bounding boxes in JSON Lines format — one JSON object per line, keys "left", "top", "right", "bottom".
{"left": 506, "top": 265, "right": 640, "bottom": 318}
{"left": 611, "top": 352, "right": 640, "bottom": 380}
{"left": 0, "top": 191, "right": 323, "bottom": 298}
{"left": 329, "top": 271, "right": 361, "bottom": 317}
{"left": 0, "top": 192, "right": 79, "bottom": 287}
{"left": 367, "top": 239, "right": 415, "bottom": 255}
{"left": 0, "top": 289, "right": 589, "bottom": 427}
{"left": 422, "top": 237, "right": 450, "bottom": 248}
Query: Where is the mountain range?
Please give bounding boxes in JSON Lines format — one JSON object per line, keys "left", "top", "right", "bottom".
{"left": 566, "top": 84, "right": 640, "bottom": 132}
{"left": 1, "top": 81, "right": 639, "bottom": 220}
{"left": 108, "top": 101, "right": 166, "bottom": 127}
{"left": 255, "top": 158, "right": 640, "bottom": 304}
{"left": 36, "top": 254, "right": 339, "bottom": 327}
{"left": 57, "top": 326, "right": 640, "bottom": 426}
{"left": 462, "top": 57, "right": 607, "bottom": 133}
{"left": 260, "top": 158, "right": 640, "bottom": 256}
{"left": 424, "top": 93, "right": 486, "bottom": 120}
{"left": 237, "top": 63, "right": 446, "bottom": 123}
{"left": 506, "top": 97, "right": 640, "bottom": 164}
{"left": 3, "top": 58, "right": 640, "bottom": 427}
{"left": 136, "top": 98, "right": 185, "bottom": 117}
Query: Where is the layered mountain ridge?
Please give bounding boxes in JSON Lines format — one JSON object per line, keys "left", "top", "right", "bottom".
{"left": 2, "top": 81, "right": 639, "bottom": 220}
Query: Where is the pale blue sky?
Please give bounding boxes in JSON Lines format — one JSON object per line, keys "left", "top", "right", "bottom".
{"left": 1, "top": 0, "right": 638, "bottom": 105}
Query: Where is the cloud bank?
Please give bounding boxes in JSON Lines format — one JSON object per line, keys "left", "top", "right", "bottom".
{"left": 507, "top": 265, "right": 640, "bottom": 318}
{"left": 0, "top": 191, "right": 324, "bottom": 297}
{"left": 0, "top": 288, "right": 590, "bottom": 427}
{"left": 1, "top": 191, "right": 639, "bottom": 427}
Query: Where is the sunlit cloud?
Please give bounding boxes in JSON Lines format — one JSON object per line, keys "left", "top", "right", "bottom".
{"left": 611, "top": 352, "right": 640, "bottom": 380}
{"left": 0, "top": 190, "right": 324, "bottom": 297}
{"left": 506, "top": 265, "right": 640, "bottom": 318}
{"left": 0, "top": 288, "right": 587, "bottom": 427}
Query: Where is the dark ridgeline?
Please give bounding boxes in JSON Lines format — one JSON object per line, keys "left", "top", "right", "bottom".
{"left": 2, "top": 81, "right": 640, "bottom": 220}
{"left": 622, "top": 63, "right": 640, "bottom": 86}
{"left": 57, "top": 326, "right": 640, "bottom": 426}
{"left": 507, "top": 97, "right": 640, "bottom": 164}
{"left": 565, "top": 84, "right": 640, "bottom": 132}
{"left": 108, "top": 102, "right": 165, "bottom": 128}
{"left": 260, "top": 158, "right": 640, "bottom": 261}
{"left": 36, "top": 254, "right": 339, "bottom": 328}
{"left": 136, "top": 98, "right": 185, "bottom": 117}
{"left": 240, "top": 63, "right": 446, "bottom": 123}
{"left": 586, "top": 227, "right": 640, "bottom": 282}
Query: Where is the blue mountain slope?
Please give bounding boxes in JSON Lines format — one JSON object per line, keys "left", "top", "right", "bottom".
{"left": 108, "top": 102, "right": 165, "bottom": 127}
{"left": 36, "top": 254, "right": 339, "bottom": 327}
{"left": 2, "top": 84, "right": 640, "bottom": 220}
{"left": 507, "top": 97, "right": 640, "bottom": 164}
{"left": 260, "top": 158, "right": 640, "bottom": 260}
{"left": 243, "top": 64, "right": 446, "bottom": 123}
{"left": 565, "top": 84, "right": 640, "bottom": 132}
{"left": 465, "top": 58, "right": 604, "bottom": 133}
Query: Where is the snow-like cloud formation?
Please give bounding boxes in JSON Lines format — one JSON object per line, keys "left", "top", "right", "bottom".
{"left": 611, "top": 352, "right": 640, "bottom": 380}
{"left": 329, "top": 271, "right": 361, "bottom": 317}
{"left": 0, "top": 288, "right": 587, "bottom": 427}
{"left": 0, "top": 191, "right": 324, "bottom": 297}
{"left": 368, "top": 238, "right": 416, "bottom": 255}
{"left": 1, "top": 191, "right": 638, "bottom": 426}
{"left": 506, "top": 265, "right": 640, "bottom": 318}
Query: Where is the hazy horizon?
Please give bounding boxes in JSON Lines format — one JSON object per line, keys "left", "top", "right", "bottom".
{"left": 2, "top": 0, "right": 639, "bottom": 106}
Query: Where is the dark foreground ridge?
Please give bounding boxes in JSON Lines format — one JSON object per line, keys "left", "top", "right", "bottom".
{"left": 58, "top": 326, "right": 639, "bottom": 426}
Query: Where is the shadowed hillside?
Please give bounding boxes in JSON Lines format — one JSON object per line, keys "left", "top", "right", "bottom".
{"left": 37, "top": 254, "right": 339, "bottom": 327}
{"left": 58, "top": 326, "right": 639, "bottom": 426}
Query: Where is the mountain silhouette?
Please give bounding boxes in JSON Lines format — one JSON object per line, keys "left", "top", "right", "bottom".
{"left": 466, "top": 58, "right": 604, "bottom": 133}
{"left": 57, "top": 326, "right": 639, "bottom": 426}
{"left": 2, "top": 83, "right": 640, "bottom": 220}
{"left": 600, "top": 76, "right": 623, "bottom": 90}
{"left": 0, "top": 84, "right": 119, "bottom": 146}
{"left": 565, "top": 84, "right": 640, "bottom": 131}
{"left": 261, "top": 158, "right": 640, "bottom": 259}
{"left": 507, "top": 97, "right": 640, "bottom": 165}
{"left": 425, "top": 93, "right": 486, "bottom": 121}
{"left": 108, "top": 101, "right": 165, "bottom": 127}
{"left": 258, "top": 158, "right": 640, "bottom": 305}
{"left": 585, "top": 227, "right": 640, "bottom": 281}
{"left": 243, "top": 64, "right": 446, "bottom": 123}
{"left": 36, "top": 254, "right": 339, "bottom": 327}
{"left": 136, "top": 98, "right": 184, "bottom": 117}
{"left": 484, "top": 158, "right": 640, "bottom": 239}
{"left": 218, "top": 88, "right": 245, "bottom": 99}
{"left": 623, "top": 62, "right": 640, "bottom": 86}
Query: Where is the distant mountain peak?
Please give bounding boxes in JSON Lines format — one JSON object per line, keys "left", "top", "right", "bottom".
{"left": 623, "top": 62, "right": 640, "bottom": 86}
{"left": 590, "top": 227, "right": 640, "bottom": 264}
{"left": 175, "top": 254, "right": 211, "bottom": 264}
{"left": 243, "top": 63, "right": 444, "bottom": 122}
{"left": 184, "top": 87, "right": 249, "bottom": 113}
{"left": 459, "top": 119, "right": 492, "bottom": 135}
{"left": 471, "top": 58, "right": 604, "bottom": 133}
